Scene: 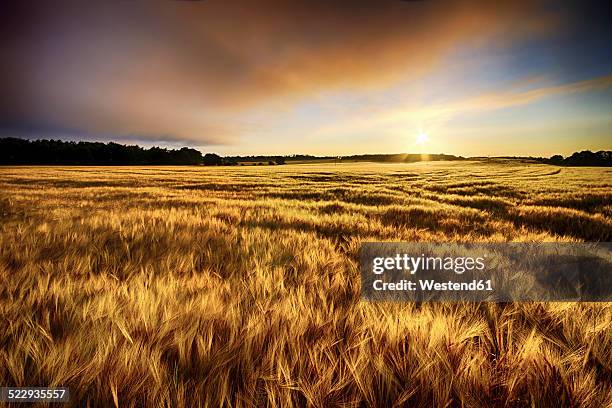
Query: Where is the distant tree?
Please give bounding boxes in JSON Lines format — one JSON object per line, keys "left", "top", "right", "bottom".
{"left": 203, "top": 153, "right": 223, "bottom": 166}
{"left": 169, "top": 147, "right": 203, "bottom": 165}
{"left": 268, "top": 161, "right": 275, "bottom": 165}
{"left": 549, "top": 155, "right": 564, "bottom": 164}
{"left": 275, "top": 156, "right": 286, "bottom": 165}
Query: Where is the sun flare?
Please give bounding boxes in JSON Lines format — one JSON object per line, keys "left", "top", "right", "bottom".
{"left": 416, "top": 133, "right": 429, "bottom": 146}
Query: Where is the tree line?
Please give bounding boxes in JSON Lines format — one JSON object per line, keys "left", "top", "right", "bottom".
{"left": 0, "top": 138, "right": 205, "bottom": 165}
{"left": 0, "top": 138, "right": 285, "bottom": 166}
{"left": 541, "top": 151, "right": 612, "bottom": 166}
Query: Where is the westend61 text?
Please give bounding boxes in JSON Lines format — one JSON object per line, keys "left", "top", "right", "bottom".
{"left": 373, "top": 279, "right": 493, "bottom": 292}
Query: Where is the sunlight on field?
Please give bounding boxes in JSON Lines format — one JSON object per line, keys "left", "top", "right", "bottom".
{"left": 1, "top": 161, "right": 611, "bottom": 407}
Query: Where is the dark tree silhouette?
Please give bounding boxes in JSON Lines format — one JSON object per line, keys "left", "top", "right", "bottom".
{"left": 202, "top": 153, "right": 223, "bottom": 166}
{"left": 543, "top": 151, "right": 612, "bottom": 167}
{"left": 0, "top": 138, "right": 204, "bottom": 165}
{"left": 548, "top": 155, "right": 564, "bottom": 164}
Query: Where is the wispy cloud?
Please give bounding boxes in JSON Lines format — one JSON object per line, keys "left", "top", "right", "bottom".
{"left": 315, "top": 74, "right": 612, "bottom": 138}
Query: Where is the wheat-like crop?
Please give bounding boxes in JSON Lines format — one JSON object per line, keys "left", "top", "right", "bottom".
{"left": 1, "top": 161, "right": 611, "bottom": 407}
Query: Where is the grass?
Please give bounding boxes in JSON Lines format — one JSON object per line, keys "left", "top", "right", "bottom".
{"left": 0, "top": 160, "right": 611, "bottom": 407}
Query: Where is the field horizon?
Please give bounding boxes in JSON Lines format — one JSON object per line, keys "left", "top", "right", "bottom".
{"left": 2, "top": 137, "right": 611, "bottom": 168}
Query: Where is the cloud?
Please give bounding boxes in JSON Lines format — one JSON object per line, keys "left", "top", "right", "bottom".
{"left": 315, "top": 74, "right": 612, "bottom": 137}
{"left": 447, "top": 74, "right": 612, "bottom": 113}
{"left": 0, "top": 1, "right": 556, "bottom": 145}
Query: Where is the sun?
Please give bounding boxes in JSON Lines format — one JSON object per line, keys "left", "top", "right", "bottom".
{"left": 416, "top": 132, "right": 429, "bottom": 146}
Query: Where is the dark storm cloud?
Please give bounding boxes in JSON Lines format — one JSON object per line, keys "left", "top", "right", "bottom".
{"left": 0, "top": 1, "right": 593, "bottom": 145}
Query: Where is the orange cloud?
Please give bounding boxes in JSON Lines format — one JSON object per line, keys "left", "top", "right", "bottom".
{"left": 1, "top": 1, "right": 557, "bottom": 144}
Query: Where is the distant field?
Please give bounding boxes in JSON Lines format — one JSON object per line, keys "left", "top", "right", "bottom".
{"left": 1, "top": 161, "right": 611, "bottom": 407}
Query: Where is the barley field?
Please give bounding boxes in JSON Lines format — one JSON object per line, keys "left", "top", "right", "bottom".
{"left": 1, "top": 161, "right": 611, "bottom": 407}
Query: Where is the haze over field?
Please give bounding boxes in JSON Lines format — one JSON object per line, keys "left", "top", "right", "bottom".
{"left": 1, "top": 1, "right": 611, "bottom": 156}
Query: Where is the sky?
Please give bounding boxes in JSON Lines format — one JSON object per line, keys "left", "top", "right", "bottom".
{"left": 1, "top": 1, "right": 611, "bottom": 157}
